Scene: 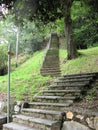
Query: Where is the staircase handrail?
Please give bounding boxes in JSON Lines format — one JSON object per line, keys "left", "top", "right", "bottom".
{"left": 41, "top": 33, "right": 52, "bottom": 67}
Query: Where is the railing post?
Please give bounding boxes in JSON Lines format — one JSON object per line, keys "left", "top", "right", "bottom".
{"left": 7, "top": 44, "right": 11, "bottom": 123}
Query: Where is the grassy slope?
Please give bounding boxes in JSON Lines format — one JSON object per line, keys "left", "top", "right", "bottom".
{"left": 0, "top": 47, "right": 98, "bottom": 100}
{"left": 0, "top": 51, "right": 52, "bottom": 100}
{"left": 60, "top": 47, "right": 98, "bottom": 75}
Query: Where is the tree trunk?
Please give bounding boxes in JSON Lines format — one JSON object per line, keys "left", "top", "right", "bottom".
{"left": 63, "top": 0, "right": 78, "bottom": 60}
{"left": 64, "top": 17, "right": 78, "bottom": 60}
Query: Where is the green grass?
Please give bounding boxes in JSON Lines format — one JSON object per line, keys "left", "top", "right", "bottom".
{"left": 0, "top": 51, "right": 52, "bottom": 100}
{"left": 1, "top": 47, "right": 98, "bottom": 100}
{"left": 60, "top": 47, "right": 98, "bottom": 75}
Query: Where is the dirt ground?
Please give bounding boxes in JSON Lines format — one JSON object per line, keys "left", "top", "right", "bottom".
{"left": 73, "top": 98, "right": 98, "bottom": 112}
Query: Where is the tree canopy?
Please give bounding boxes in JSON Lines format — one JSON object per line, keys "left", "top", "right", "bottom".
{"left": 0, "top": 0, "right": 98, "bottom": 59}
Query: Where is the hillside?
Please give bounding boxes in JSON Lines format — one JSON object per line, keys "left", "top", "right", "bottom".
{"left": 0, "top": 47, "right": 98, "bottom": 101}
{"left": 60, "top": 47, "right": 98, "bottom": 74}
{"left": 0, "top": 51, "right": 53, "bottom": 101}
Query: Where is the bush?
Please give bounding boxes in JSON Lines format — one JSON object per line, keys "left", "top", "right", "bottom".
{"left": 0, "top": 44, "right": 7, "bottom": 75}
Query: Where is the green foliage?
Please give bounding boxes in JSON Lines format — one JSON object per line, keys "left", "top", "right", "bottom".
{"left": 55, "top": 18, "right": 64, "bottom": 35}
{"left": 0, "top": 44, "right": 7, "bottom": 75}
{"left": 14, "top": 0, "right": 63, "bottom": 23}
{"left": 0, "top": 14, "right": 17, "bottom": 51}
{"left": 19, "top": 19, "right": 47, "bottom": 53}
{"left": 86, "top": 88, "right": 97, "bottom": 100}
{"left": 71, "top": 1, "right": 90, "bottom": 20}
{"left": 72, "top": 1, "right": 98, "bottom": 49}
{"left": 0, "top": 14, "right": 50, "bottom": 54}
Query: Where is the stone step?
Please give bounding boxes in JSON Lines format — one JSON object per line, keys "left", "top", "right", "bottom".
{"left": 64, "top": 72, "right": 98, "bottom": 76}
{"left": 41, "top": 66, "right": 61, "bottom": 69}
{"left": 48, "top": 86, "right": 81, "bottom": 91}
{"left": 21, "top": 108, "right": 62, "bottom": 121}
{"left": 41, "top": 67, "right": 60, "bottom": 71}
{"left": 40, "top": 69, "right": 61, "bottom": 73}
{"left": 43, "top": 62, "right": 60, "bottom": 66}
{"left": 33, "top": 96, "right": 75, "bottom": 103}
{"left": 44, "top": 55, "right": 59, "bottom": 58}
{"left": 28, "top": 102, "right": 71, "bottom": 110}
{"left": 43, "top": 61, "right": 59, "bottom": 64}
{"left": 59, "top": 76, "right": 93, "bottom": 81}
{"left": 46, "top": 50, "right": 59, "bottom": 53}
{"left": 13, "top": 114, "right": 61, "bottom": 130}
{"left": 0, "top": 115, "right": 7, "bottom": 129}
{"left": 42, "top": 89, "right": 81, "bottom": 93}
{"left": 44, "top": 57, "right": 59, "bottom": 61}
{"left": 53, "top": 79, "right": 93, "bottom": 85}
{"left": 63, "top": 73, "right": 96, "bottom": 79}
{"left": 41, "top": 72, "right": 61, "bottom": 77}
{"left": 3, "top": 122, "right": 36, "bottom": 130}
{"left": 41, "top": 73, "right": 61, "bottom": 77}
{"left": 43, "top": 52, "right": 58, "bottom": 56}
{"left": 40, "top": 70, "right": 61, "bottom": 74}
{"left": 58, "top": 76, "right": 93, "bottom": 82}
{"left": 42, "top": 65, "right": 60, "bottom": 68}
{"left": 48, "top": 83, "right": 87, "bottom": 90}
{"left": 41, "top": 68, "right": 61, "bottom": 71}
{"left": 42, "top": 90, "right": 81, "bottom": 96}
{"left": 53, "top": 82, "right": 89, "bottom": 87}
{"left": 46, "top": 51, "right": 59, "bottom": 54}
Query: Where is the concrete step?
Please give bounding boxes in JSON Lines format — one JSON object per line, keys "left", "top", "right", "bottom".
{"left": 48, "top": 83, "right": 87, "bottom": 90}
{"left": 13, "top": 114, "right": 61, "bottom": 130}
{"left": 42, "top": 65, "right": 60, "bottom": 68}
{"left": 33, "top": 96, "right": 75, "bottom": 103}
{"left": 41, "top": 69, "right": 61, "bottom": 74}
{"left": 43, "top": 62, "right": 60, "bottom": 66}
{"left": 44, "top": 57, "right": 59, "bottom": 62}
{"left": 42, "top": 89, "right": 81, "bottom": 93}
{"left": 3, "top": 122, "right": 36, "bottom": 130}
{"left": 0, "top": 115, "right": 7, "bottom": 129}
{"left": 40, "top": 71, "right": 61, "bottom": 75}
{"left": 53, "top": 82, "right": 89, "bottom": 87}
{"left": 42, "top": 90, "right": 81, "bottom": 96}
{"left": 28, "top": 102, "right": 71, "bottom": 110}
{"left": 43, "top": 61, "right": 60, "bottom": 64}
{"left": 58, "top": 76, "right": 93, "bottom": 82}
{"left": 58, "top": 77, "right": 93, "bottom": 82}
{"left": 47, "top": 50, "right": 59, "bottom": 55}
{"left": 40, "top": 69, "right": 61, "bottom": 73}
{"left": 46, "top": 54, "right": 59, "bottom": 57}
{"left": 41, "top": 72, "right": 61, "bottom": 77}
{"left": 63, "top": 73, "right": 96, "bottom": 79}
{"left": 46, "top": 53, "right": 59, "bottom": 56}
{"left": 63, "top": 72, "right": 97, "bottom": 77}
{"left": 41, "top": 66, "right": 61, "bottom": 69}
{"left": 54, "top": 79, "right": 91, "bottom": 85}
{"left": 41, "top": 67, "right": 61, "bottom": 71}
{"left": 21, "top": 108, "right": 62, "bottom": 121}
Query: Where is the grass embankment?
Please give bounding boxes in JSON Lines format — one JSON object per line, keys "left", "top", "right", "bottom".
{"left": 0, "top": 51, "right": 52, "bottom": 100}
{"left": 60, "top": 47, "right": 98, "bottom": 75}
{"left": 0, "top": 47, "right": 98, "bottom": 100}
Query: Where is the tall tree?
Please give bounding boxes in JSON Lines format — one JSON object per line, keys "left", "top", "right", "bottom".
{"left": 3, "top": 0, "right": 78, "bottom": 59}
{"left": 61, "top": 0, "right": 78, "bottom": 59}
{"left": 34, "top": 0, "right": 78, "bottom": 59}
{"left": 83, "top": 0, "right": 98, "bottom": 11}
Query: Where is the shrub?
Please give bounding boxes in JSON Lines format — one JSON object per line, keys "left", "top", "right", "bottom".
{"left": 0, "top": 44, "right": 7, "bottom": 75}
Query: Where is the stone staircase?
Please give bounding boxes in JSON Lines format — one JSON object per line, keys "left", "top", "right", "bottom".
{"left": 3, "top": 72, "right": 98, "bottom": 130}
{"left": 40, "top": 33, "right": 61, "bottom": 77}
